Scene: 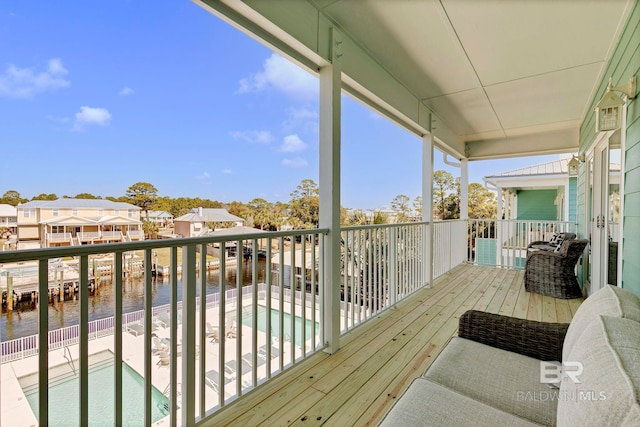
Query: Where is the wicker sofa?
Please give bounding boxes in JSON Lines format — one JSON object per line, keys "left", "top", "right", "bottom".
{"left": 380, "top": 285, "right": 640, "bottom": 426}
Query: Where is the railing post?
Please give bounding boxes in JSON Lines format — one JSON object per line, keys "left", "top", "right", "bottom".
{"left": 181, "top": 244, "right": 197, "bottom": 426}
{"left": 422, "top": 133, "right": 433, "bottom": 288}
{"left": 389, "top": 227, "right": 398, "bottom": 306}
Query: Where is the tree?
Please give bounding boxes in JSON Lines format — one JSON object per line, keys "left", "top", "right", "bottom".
{"left": 31, "top": 193, "right": 58, "bottom": 201}
{"left": 125, "top": 182, "right": 158, "bottom": 220}
{"left": 142, "top": 220, "right": 159, "bottom": 239}
{"left": 433, "top": 170, "right": 455, "bottom": 219}
{"left": 0, "top": 190, "right": 26, "bottom": 206}
{"left": 413, "top": 196, "right": 423, "bottom": 219}
{"left": 391, "top": 194, "right": 412, "bottom": 222}
{"left": 289, "top": 179, "right": 319, "bottom": 229}
{"left": 468, "top": 183, "right": 497, "bottom": 219}
{"left": 75, "top": 193, "right": 101, "bottom": 199}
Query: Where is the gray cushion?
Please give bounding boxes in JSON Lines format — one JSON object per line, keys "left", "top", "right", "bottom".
{"left": 379, "top": 378, "right": 544, "bottom": 427}
{"left": 557, "top": 316, "right": 640, "bottom": 426}
{"left": 424, "top": 337, "right": 557, "bottom": 426}
{"left": 563, "top": 285, "right": 640, "bottom": 360}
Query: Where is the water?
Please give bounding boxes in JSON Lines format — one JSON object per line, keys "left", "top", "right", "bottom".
{"left": 24, "top": 359, "right": 168, "bottom": 426}
{"left": 1, "top": 259, "right": 267, "bottom": 341}
{"left": 242, "top": 306, "right": 319, "bottom": 346}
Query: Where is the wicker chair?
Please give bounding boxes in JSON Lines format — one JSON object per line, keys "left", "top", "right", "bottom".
{"left": 523, "top": 239, "right": 589, "bottom": 299}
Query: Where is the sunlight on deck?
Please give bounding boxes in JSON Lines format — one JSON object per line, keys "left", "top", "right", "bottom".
{"left": 202, "top": 264, "right": 583, "bottom": 426}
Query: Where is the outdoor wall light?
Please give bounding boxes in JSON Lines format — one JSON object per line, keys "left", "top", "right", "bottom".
{"left": 594, "top": 76, "right": 636, "bottom": 132}
{"left": 567, "top": 154, "right": 584, "bottom": 177}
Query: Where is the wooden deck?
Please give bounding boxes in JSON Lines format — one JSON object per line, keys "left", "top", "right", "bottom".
{"left": 203, "top": 264, "right": 583, "bottom": 427}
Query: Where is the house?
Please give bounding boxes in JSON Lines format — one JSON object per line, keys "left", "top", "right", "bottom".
{"left": 16, "top": 198, "right": 144, "bottom": 248}
{"left": 173, "top": 207, "right": 244, "bottom": 237}
{"left": 0, "top": 204, "right": 17, "bottom": 235}
{"left": 146, "top": 210, "right": 174, "bottom": 227}
{"left": 1, "top": 2, "right": 638, "bottom": 426}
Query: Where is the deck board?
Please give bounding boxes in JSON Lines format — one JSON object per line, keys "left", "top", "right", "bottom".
{"left": 202, "top": 264, "right": 582, "bottom": 427}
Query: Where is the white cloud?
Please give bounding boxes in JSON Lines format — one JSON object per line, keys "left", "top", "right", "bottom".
{"left": 280, "top": 134, "right": 307, "bottom": 153}
{"left": 222, "top": 169, "right": 232, "bottom": 174}
{"left": 237, "top": 53, "right": 317, "bottom": 100}
{"left": 229, "top": 130, "right": 274, "bottom": 144}
{"left": 0, "top": 58, "right": 70, "bottom": 98}
{"left": 283, "top": 106, "right": 318, "bottom": 133}
{"left": 281, "top": 157, "right": 308, "bottom": 168}
{"left": 119, "top": 87, "right": 134, "bottom": 96}
{"left": 73, "top": 106, "right": 112, "bottom": 131}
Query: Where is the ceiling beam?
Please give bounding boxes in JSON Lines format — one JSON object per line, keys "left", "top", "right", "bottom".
{"left": 465, "top": 128, "right": 579, "bottom": 161}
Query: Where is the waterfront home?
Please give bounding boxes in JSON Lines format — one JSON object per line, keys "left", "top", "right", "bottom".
{"left": 1, "top": 1, "right": 638, "bottom": 426}
{"left": 0, "top": 204, "right": 17, "bottom": 235}
{"left": 16, "top": 198, "right": 143, "bottom": 249}
{"left": 147, "top": 210, "right": 174, "bottom": 228}
{"left": 174, "top": 207, "right": 244, "bottom": 237}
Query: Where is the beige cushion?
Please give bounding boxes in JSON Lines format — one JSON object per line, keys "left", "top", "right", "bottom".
{"left": 379, "top": 378, "right": 544, "bottom": 427}
{"left": 563, "top": 285, "right": 640, "bottom": 360}
{"left": 424, "top": 337, "right": 557, "bottom": 426}
{"left": 557, "top": 316, "right": 640, "bottom": 427}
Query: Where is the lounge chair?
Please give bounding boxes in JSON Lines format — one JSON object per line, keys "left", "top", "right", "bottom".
{"left": 156, "top": 353, "right": 170, "bottom": 366}
{"left": 206, "top": 322, "right": 219, "bottom": 343}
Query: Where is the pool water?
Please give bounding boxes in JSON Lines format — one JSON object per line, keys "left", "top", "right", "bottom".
{"left": 242, "top": 306, "right": 319, "bottom": 346}
{"left": 24, "top": 361, "right": 169, "bottom": 427}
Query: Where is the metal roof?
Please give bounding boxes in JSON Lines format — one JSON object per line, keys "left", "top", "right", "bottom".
{"left": 175, "top": 208, "right": 244, "bottom": 223}
{"left": 18, "top": 198, "right": 140, "bottom": 210}
{"left": 0, "top": 204, "right": 17, "bottom": 217}
{"left": 485, "top": 159, "right": 569, "bottom": 179}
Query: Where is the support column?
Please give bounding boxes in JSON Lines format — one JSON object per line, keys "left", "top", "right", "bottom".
{"left": 422, "top": 133, "right": 434, "bottom": 288}
{"left": 496, "top": 186, "right": 503, "bottom": 267}
{"left": 319, "top": 28, "right": 342, "bottom": 355}
{"left": 460, "top": 159, "right": 469, "bottom": 220}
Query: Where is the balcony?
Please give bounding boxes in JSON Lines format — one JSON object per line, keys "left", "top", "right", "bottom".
{"left": 0, "top": 222, "right": 582, "bottom": 426}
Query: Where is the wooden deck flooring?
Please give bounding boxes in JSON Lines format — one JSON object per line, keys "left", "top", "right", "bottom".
{"left": 203, "top": 264, "right": 583, "bottom": 427}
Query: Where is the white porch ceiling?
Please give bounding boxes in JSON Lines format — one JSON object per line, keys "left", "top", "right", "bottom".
{"left": 197, "top": 0, "right": 634, "bottom": 160}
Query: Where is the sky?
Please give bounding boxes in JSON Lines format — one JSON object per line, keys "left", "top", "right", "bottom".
{"left": 0, "top": 1, "right": 564, "bottom": 211}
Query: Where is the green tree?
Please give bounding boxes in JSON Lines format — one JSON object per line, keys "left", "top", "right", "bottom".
{"left": 31, "top": 193, "right": 58, "bottom": 201}
{"left": 413, "top": 196, "right": 423, "bottom": 219}
{"left": 433, "top": 170, "right": 455, "bottom": 219}
{"left": 0, "top": 190, "right": 26, "bottom": 206}
{"left": 468, "top": 183, "right": 497, "bottom": 219}
{"left": 142, "top": 220, "right": 160, "bottom": 239}
{"left": 391, "top": 194, "right": 412, "bottom": 222}
{"left": 125, "top": 182, "right": 158, "bottom": 220}
{"left": 75, "top": 193, "right": 101, "bottom": 199}
{"left": 289, "top": 179, "right": 319, "bottom": 229}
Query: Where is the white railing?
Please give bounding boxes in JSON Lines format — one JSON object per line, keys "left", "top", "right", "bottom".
{"left": 78, "top": 232, "right": 100, "bottom": 240}
{"left": 101, "top": 230, "right": 123, "bottom": 239}
{"left": 48, "top": 232, "right": 71, "bottom": 241}
{"left": 432, "top": 220, "right": 467, "bottom": 279}
{"left": 339, "top": 222, "right": 428, "bottom": 333}
{"left": 0, "top": 222, "right": 471, "bottom": 425}
{"left": 0, "top": 228, "right": 328, "bottom": 426}
{"left": 467, "top": 219, "right": 578, "bottom": 269}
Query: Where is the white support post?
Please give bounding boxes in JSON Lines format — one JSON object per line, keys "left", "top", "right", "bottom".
{"left": 319, "top": 28, "right": 342, "bottom": 355}
{"left": 460, "top": 158, "right": 469, "bottom": 265}
{"left": 460, "top": 159, "right": 469, "bottom": 220}
{"left": 496, "top": 186, "right": 503, "bottom": 267}
{"left": 422, "top": 133, "right": 434, "bottom": 287}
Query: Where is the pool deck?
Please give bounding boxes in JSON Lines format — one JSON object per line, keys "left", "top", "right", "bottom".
{"left": 0, "top": 297, "right": 308, "bottom": 426}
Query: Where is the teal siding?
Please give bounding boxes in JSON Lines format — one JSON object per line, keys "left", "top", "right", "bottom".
{"left": 578, "top": 0, "right": 640, "bottom": 296}
{"left": 568, "top": 177, "right": 577, "bottom": 223}
{"left": 475, "top": 238, "right": 496, "bottom": 266}
{"left": 516, "top": 189, "right": 558, "bottom": 221}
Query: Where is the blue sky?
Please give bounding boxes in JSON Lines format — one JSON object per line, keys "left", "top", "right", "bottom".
{"left": 0, "top": 1, "right": 561, "bottom": 210}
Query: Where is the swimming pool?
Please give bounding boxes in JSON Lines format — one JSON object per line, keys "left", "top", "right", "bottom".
{"left": 23, "top": 360, "right": 169, "bottom": 426}
{"left": 241, "top": 306, "right": 319, "bottom": 346}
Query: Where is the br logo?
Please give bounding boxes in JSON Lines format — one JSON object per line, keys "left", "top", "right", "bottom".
{"left": 540, "top": 361, "right": 584, "bottom": 384}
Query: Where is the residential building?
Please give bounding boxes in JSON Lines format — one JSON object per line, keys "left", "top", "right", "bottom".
{"left": 16, "top": 198, "right": 144, "bottom": 249}
{"left": 173, "top": 207, "right": 244, "bottom": 237}
{"left": 146, "top": 210, "right": 174, "bottom": 227}
{"left": 0, "top": 204, "right": 17, "bottom": 234}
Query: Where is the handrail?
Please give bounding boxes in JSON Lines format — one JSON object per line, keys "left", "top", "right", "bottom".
{"left": 63, "top": 346, "right": 77, "bottom": 376}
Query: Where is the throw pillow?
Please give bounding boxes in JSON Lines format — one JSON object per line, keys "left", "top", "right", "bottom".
{"left": 548, "top": 233, "right": 562, "bottom": 247}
